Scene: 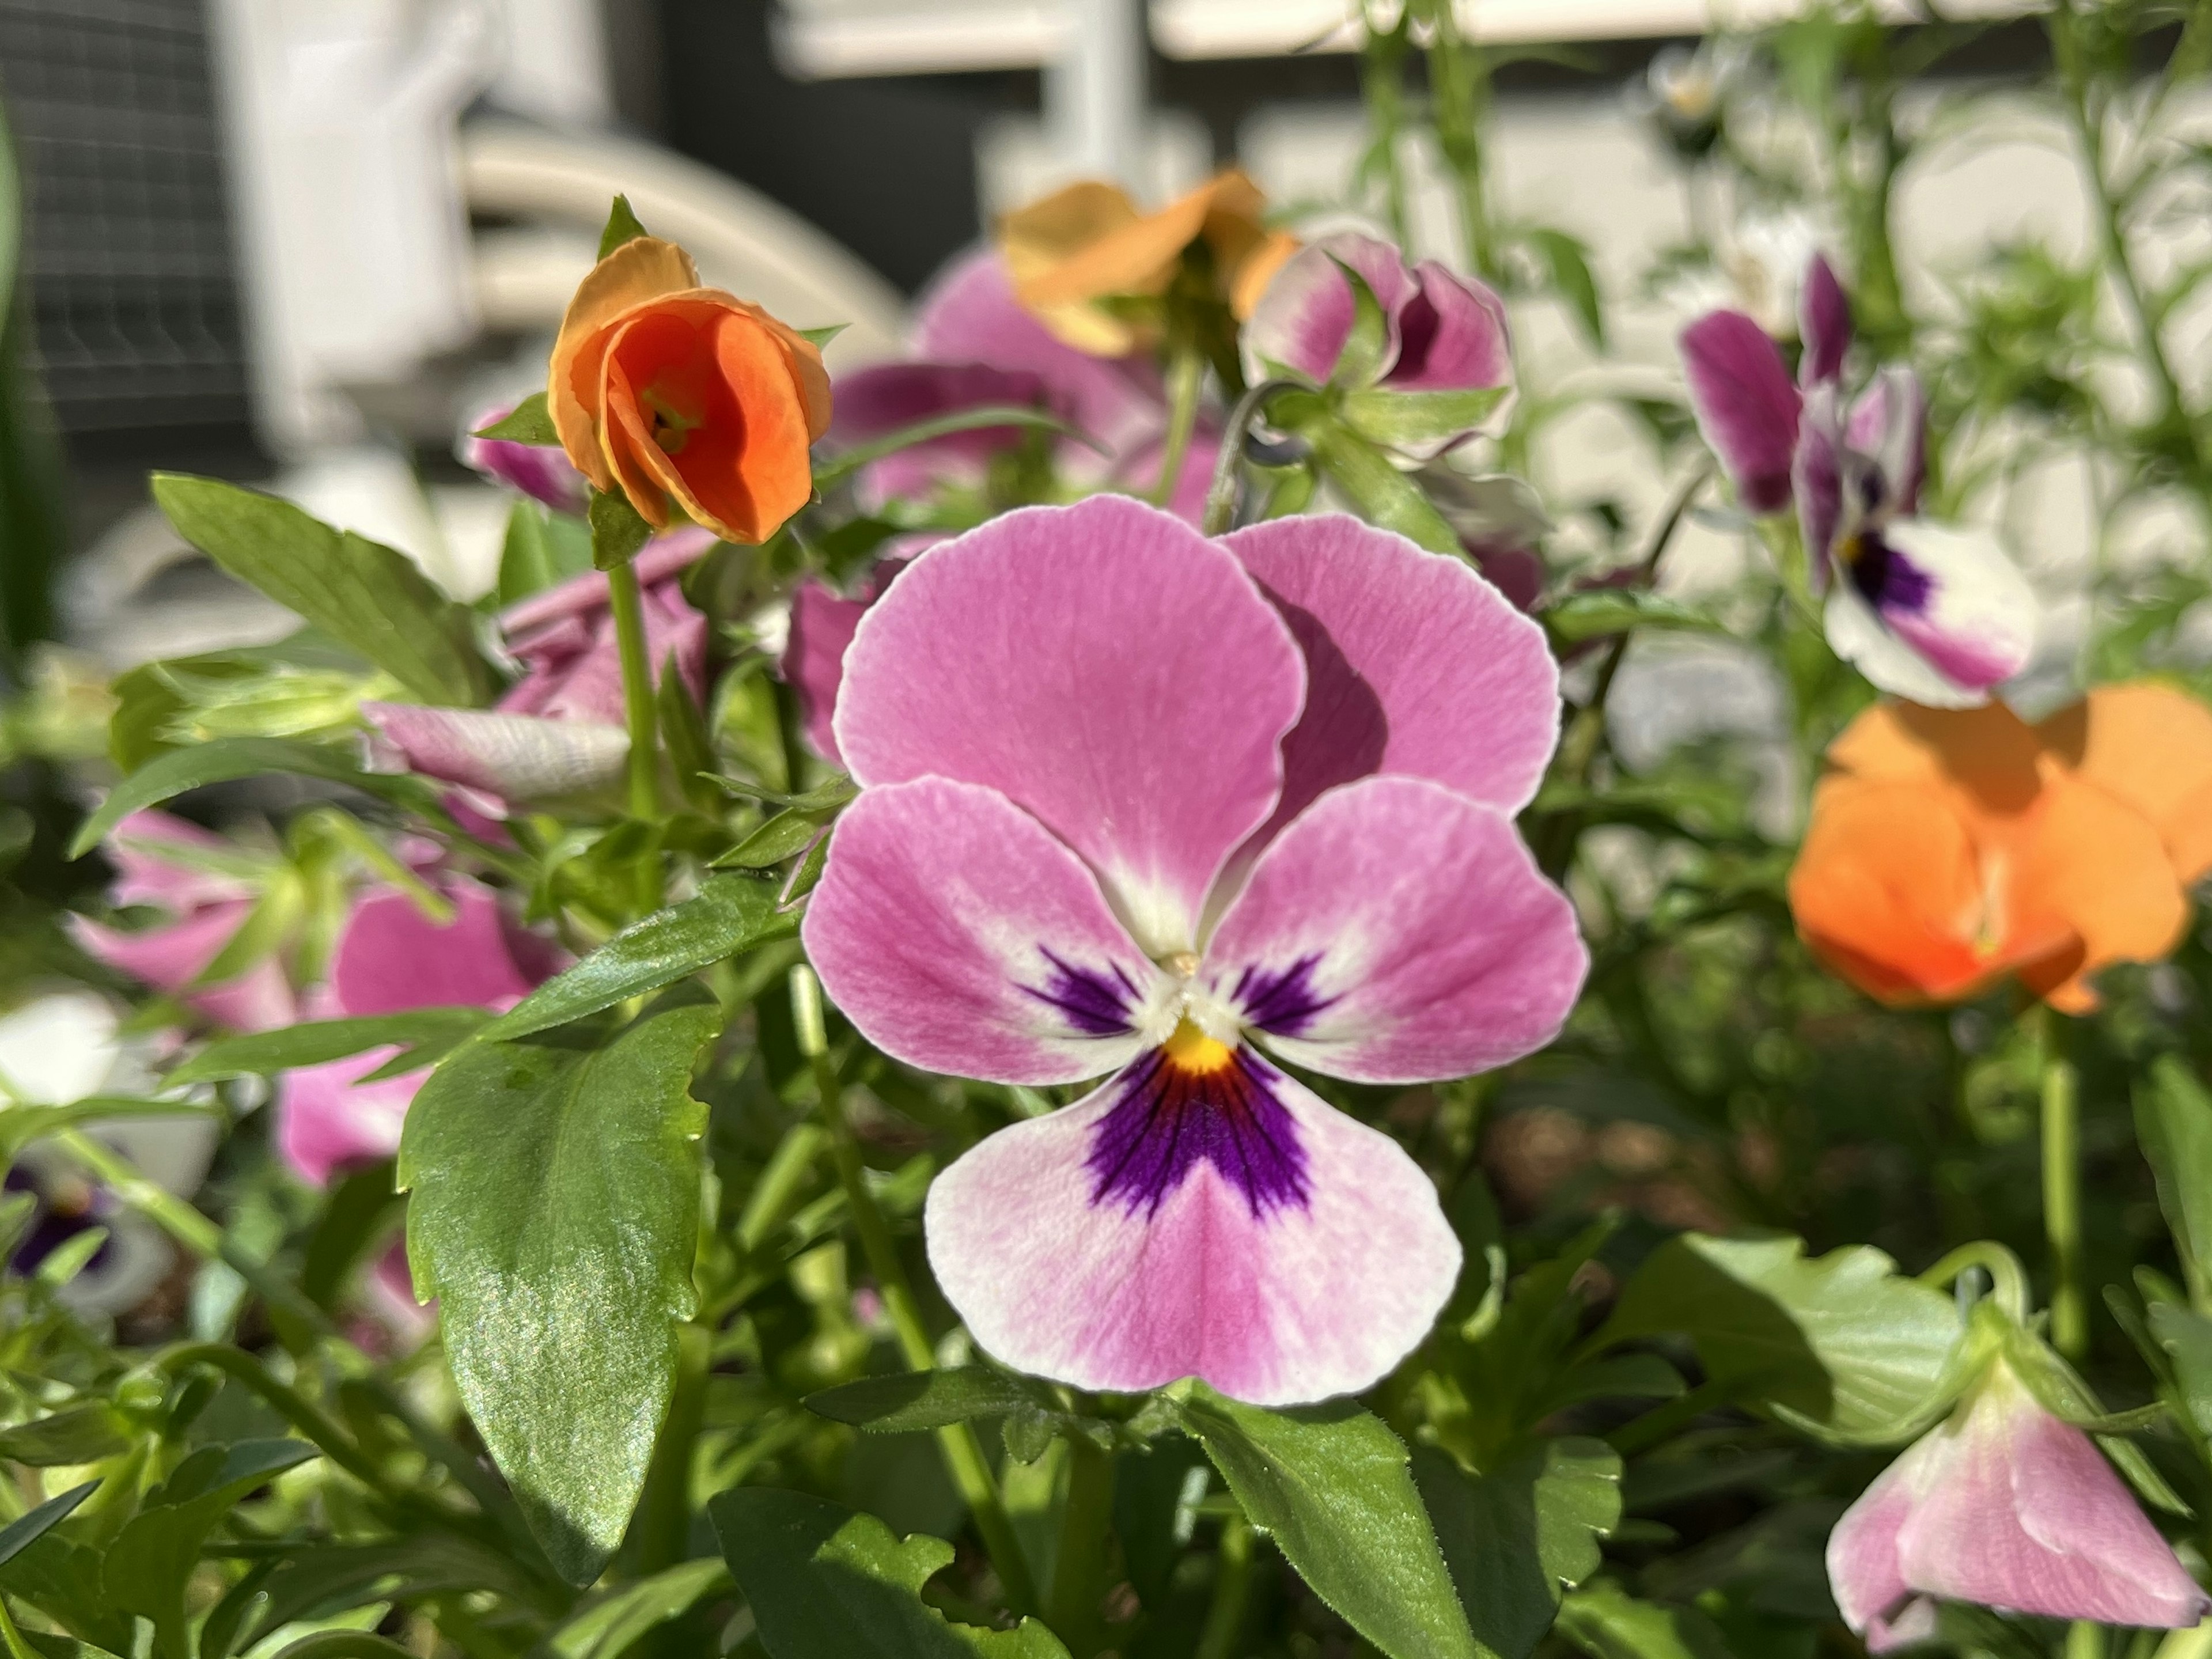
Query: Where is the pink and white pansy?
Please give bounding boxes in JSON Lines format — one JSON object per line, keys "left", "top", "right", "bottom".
{"left": 803, "top": 495, "right": 1587, "bottom": 1405}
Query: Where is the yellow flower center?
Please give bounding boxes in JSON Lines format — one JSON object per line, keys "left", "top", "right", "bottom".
{"left": 1162, "top": 1017, "right": 1234, "bottom": 1075}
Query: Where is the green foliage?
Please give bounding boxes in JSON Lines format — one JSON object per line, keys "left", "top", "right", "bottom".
{"left": 476, "top": 393, "right": 560, "bottom": 446}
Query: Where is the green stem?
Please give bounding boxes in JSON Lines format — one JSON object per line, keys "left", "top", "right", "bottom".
{"left": 1151, "top": 342, "right": 1205, "bottom": 509}
{"left": 1918, "top": 1240, "right": 2033, "bottom": 1326}
{"left": 1359, "top": 5, "right": 1413, "bottom": 247}
{"left": 1194, "top": 1516, "right": 1256, "bottom": 1659}
{"left": 1200, "top": 378, "right": 1297, "bottom": 537}
{"left": 0, "top": 1594, "right": 41, "bottom": 1659}
{"left": 1046, "top": 1434, "right": 1116, "bottom": 1658}
{"left": 1416, "top": 0, "right": 1493, "bottom": 279}
{"left": 628, "top": 1320, "right": 710, "bottom": 1577}
{"left": 52, "top": 1128, "right": 335, "bottom": 1351}
{"left": 789, "top": 967, "right": 1039, "bottom": 1615}
{"left": 2043, "top": 1042, "right": 2088, "bottom": 1361}
{"left": 2063, "top": 1619, "right": 2106, "bottom": 1659}
{"left": 1606, "top": 1377, "right": 1733, "bottom": 1459}
{"left": 605, "top": 558, "right": 662, "bottom": 821}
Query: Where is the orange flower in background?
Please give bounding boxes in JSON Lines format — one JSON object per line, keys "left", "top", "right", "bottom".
{"left": 1789, "top": 683, "right": 2212, "bottom": 1012}
{"left": 549, "top": 236, "right": 832, "bottom": 545}
{"left": 999, "top": 169, "right": 1298, "bottom": 355}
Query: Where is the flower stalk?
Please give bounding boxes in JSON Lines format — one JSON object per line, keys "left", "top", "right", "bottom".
{"left": 2041, "top": 1038, "right": 2088, "bottom": 1361}
{"left": 1046, "top": 1432, "right": 1117, "bottom": 1658}
{"left": 787, "top": 965, "right": 1040, "bottom": 1615}
{"left": 1151, "top": 336, "right": 1206, "bottom": 509}
{"left": 605, "top": 557, "right": 662, "bottom": 821}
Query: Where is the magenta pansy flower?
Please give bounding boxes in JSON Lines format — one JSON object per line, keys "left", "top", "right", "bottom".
{"left": 783, "top": 558, "right": 910, "bottom": 766}
{"left": 72, "top": 810, "right": 297, "bottom": 1033}
{"left": 1828, "top": 1359, "right": 2207, "bottom": 1649}
{"left": 277, "top": 881, "right": 557, "bottom": 1185}
{"left": 460, "top": 401, "right": 589, "bottom": 514}
{"left": 1680, "top": 253, "right": 2035, "bottom": 707}
{"left": 365, "top": 527, "right": 715, "bottom": 802}
{"left": 830, "top": 248, "right": 1218, "bottom": 521}
{"left": 1243, "top": 231, "right": 1514, "bottom": 459}
{"left": 802, "top": 495, "right": 1586, "bottom": 1404}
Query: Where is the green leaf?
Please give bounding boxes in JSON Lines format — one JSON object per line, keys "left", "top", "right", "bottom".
{"left": 704, "top": 775, "right": 858, "bottom": 813}
{"left": 165, "top": 1008, "right": 493, "bottom": 1086}
{"left": 1596, "top": 1234, "right": 1963, "bottom": 1443}
{"left": 1414, "top": 1439, "right": 1621, "bottom": 1659}
{"left": 103, "top": 1440, "right": 317, "bottom": 1659}
{"left": 475, "top": 393, "right": 559, "bottom": 446}
{"left": 589, "top": 489, "right": 655, "bottom": 569}
{"left": 2152, "top": 1301, "right": 2212, "bottom": 1437}
{"left": 1340, "top": 386, "right": 1510, "bottom": 450}
{"left": 229, "top": 1537, "right": 535, "bottom": 1658}
{"left": 804, "top": 1368, "right": 1059, "bottom": 1433}
{"left": 708, "top": 1487, "right": 1071, "bottom": 1658}
{"left": 2137, "top": 1057, "right": 2212, "bottom": 1310}
{"left": 399, "top": 991, "right": 722, "bottom": 1583}
{"left": 151, "top": 475, "right": 494, "bottom": 706}
{"left": 797, "top": 324, "right": 849, "bottom": 350}
{"left": 1544, "top": 590, "right": 1726, "bottom": 646}
{"left": 1328, "top": 254, "right": 1393, "bottom": 387}
{"left": 599, "top": 195, "right": 650, "bottom": 259}
{"left": 814, "top": 406, "right": 1086, "bottom": 491}
{"left": 548, "top": 1558, "right": 729, "bottom": 1659}
{"left": 1171, "top": 1385, "right": 1479, "bottom": 1659}
{"left": 711, "top": 809, "right": 826, "bottom": 870}
{"left": 499, "top": 501, "right": 594, "bottom": 606}
{"left": 658, "top": 653, "right": 718, "bottom": 812}
{"left": 1302, "top": 420, "right": 1463, "bottom": 556}
{"left": 0, "top": 1100, "right": 213, "bottom": 1161}
{"left": 1526, "top": 229, "right": 1605, "bottom": 349}
{"left": 69, "top": 736, "right": 443, "bottom": 859}
{"left": 0, "top": 1407, "right": 129, "bottom": 1467}
{"left": 0, "top": 1482, "right": 95, "bottom": 1570}
{"left": 1553, "top": 1583, "right": 1733, "bottom": 1659}
{"left": 482, "top": 875, "right": 795, "bottom": 1040}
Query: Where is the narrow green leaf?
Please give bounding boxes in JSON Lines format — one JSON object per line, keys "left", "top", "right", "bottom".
{"left": 474, "top": 393, "right": 559, "bottom": 446}
{"left": 70, "top": 737, "right": 443, "bottom": 858}
{"left": 1596, "top": 1234, "right": 1963, "bottom": 1442}
{"left": 797, "top": 324, "right": 849, "bottom": 350}
{"left": 1328, "top": 254, "right": 1393, "bottom": 387}
{"left": 815, "top": 406, "right": 1086, "bottom": 491}
{"left": 804, "top": 1368, "right": 1058, "bottom": 1433}
{"left": 0, "top": 1100, "right": 214, "bottom": 1161}
{"left": 711, "top": 809, "right": 824, "bottom": 870}
{"left": 599, "top": 195, "right": 650, "bottom": 259}
{"left": 704, "top": 775, "right": 858, "bottom": 813}
{"left": 1340, "top": 385, "right": 1510, "bottom": 449}
{"left": 657, "top": 654, "right": 719, "bottom": 812}
{"left": 2137, "top": 1057, "right": 2212, "bottom": 1310}
{"left": 151, "top": 475, "right": 494, "bottom": 706}
{"left": 1544, "top": 590, "right": 1725, "bottom": 645}
{"left": 589, "top": 489, "right": 653, "bottom": 569}
{"left": 548, "top": 1558, "right": 729, "bottom": 1659}
{"left": 708, "top": 1487, "right": 1071, "bottom": 1658}
{"left": 1526, "top": 229, "right": 1605, "bottom": 349}
{"left": 1303, "top": 421, "right": 1462, "bottom": 556}
{"left": 399, "top": 992, "right": 722, "bottom": 1582}
{"left": 0, "top": 1408, "right": 129, "bottom": 1467}
{"left": 482, "top": 875, "right": 795, "bottom": 1040}
{"left": 1414, "top": 1439, "right": 1621, "bottom": 1659}
{"left": 165, "top": 1009, "right": 494, "bottom": 1086}
{"left": 1553, "top": 1583, "right": 1733, "bottom": 1659}
{"left": 0, "top": 1482, "right": 95, "bottom": 1570}
{"left": 1172, "top": 1385, "right": 1479, "bottom": 1659}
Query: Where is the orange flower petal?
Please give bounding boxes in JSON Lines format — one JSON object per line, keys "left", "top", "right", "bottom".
{"left": 1787, "top": 778, "right": 1999, "bottom": 1005}
{"left": 1229, "top": 228, "right": 1301, "bottom": 320}
{"left": 549, "top": 237, "right": 700, "bottom": 486}
{"left": 2010, "top": 771, "right": 2190, "bottom": 1010}
{"left": 1826, "top": 699, "right": 2045, "bottom": 815}
{"left": 2042, "top": 680, "right": 2212, "bottom": 883}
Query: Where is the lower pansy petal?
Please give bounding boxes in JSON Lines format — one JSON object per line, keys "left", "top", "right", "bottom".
{"left": 331, "top": 884, "right": 544, "bottom": 1018}
{"left": 1828, "top": 1434, "right": 1937, "bottom": 1642}
{"left": 70, "top": 906, "right": 296, "bottom": 1032}
{"left": 1832, "top": 519, "right": 2036, "bottom": 706}
{"left": 1202, "top": 776, "right": 1586, "bottom": 1084}
{"left": 277, "top": 1050, "right": 422, "bottom": 1186}
{"left": 925, "top": 1049, "right": 1460, "bottom": 1405}
{"left": 804, "top": 777, "right": 1161, "bottom": 1085}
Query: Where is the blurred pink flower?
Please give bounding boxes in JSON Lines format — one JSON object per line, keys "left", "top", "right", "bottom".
{"left": 459, "top": 401, "right": 589, "bottom": 514}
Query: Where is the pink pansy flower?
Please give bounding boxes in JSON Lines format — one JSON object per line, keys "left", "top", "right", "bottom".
{"left": 1243, "top": 230, "right": 1514, "bottom": 459}
{"left": 71, "top": 810, "right": 297, "bottom": 1032}
{"left": 364, "top": 527, "right": 715, "bottom": 802}
{"left": 277, "top": 881, "right": 557, "bottom": 1185}
{"left": 802, "top": 495, "right": 1587, "bottom": 1405}
{"left": 460, "top": 401, "right": 589, "bottom": 514}
{"left": 1829, "top": 1359, "right": 2209, "bottom": 1650}
{"left": 783, "top": 558, "right": 910, "bottom": 766}
{"left": 1681, "top": 253, "right": 2035, "bottom": 707}
{"left": 830, "top": 248, "right": 1219, "bottom": 522}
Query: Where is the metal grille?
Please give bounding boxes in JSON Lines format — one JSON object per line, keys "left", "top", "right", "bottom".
{"left": 0, "top": 0, "right": 249, "bottom": 433}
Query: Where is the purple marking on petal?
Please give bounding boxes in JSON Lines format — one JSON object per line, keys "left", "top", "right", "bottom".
{"left": 1847, "top": 531, "right": 1935, "bottom": 615}
{"left": 1798, "top": 253, "right": 1851, "bottom": 387}
{"left": 1022, "top": 947, "right": 1139, "bottom": 1038}
{"left": 1087, "top": 1046, "right": 1310, "bottom": 1218}
{"left": 1232, "top": 954, "right": 1338, "bottom": 1037}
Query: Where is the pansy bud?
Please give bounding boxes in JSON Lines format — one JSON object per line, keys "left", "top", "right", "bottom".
{"left": 460, "top": 403, "right": 589, "bottom": 513}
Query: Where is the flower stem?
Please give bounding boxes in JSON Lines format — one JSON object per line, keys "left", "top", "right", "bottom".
{"left": 1046, "top": 1433, "right": 1116, "bottom": 1657}
{"left": 1918, "top": 1240, "right": 2033, "bottom": 1327}
{"left": 1151, "top": 339, "right": 1205, "bottom": 509}
{"left": 2042, "top": 1041, "right": 2089, "bottom": 1361}
{"left": 1200, "top": 377, "right": 1297, "bottom": 536}
{"left": 1194, "top": 1515, "right": 1256, "bottom": 1659}
{"left": 1415, "top": 0, "right": 1493, "bottom": 279}
{"left": 787, "top": 966, "right": 1039, "bottom": 1616}
{"left": 605, "top": 558, "right": 661, "bottom": 821}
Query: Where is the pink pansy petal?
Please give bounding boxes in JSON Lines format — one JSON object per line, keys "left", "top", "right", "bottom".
{"left": 832, "top": 361, "right": 1052, "bottom": 505}
{"left": 1242, "top": 233, "right": 1419, "bottom": 387}
{"left": 1798, "top": 253, "right": 1851, "bottom": 386}
{"left": 501, "top": 582, "right": 705, "bottom": 727}
{"left": 460, "top": 404, "right": 589, "bottom": 513}
{"left": 1896, "top": 1366, "right": 2207, "bottom": 1631}
{"left": 925, "top": 1050, "right": 1460, "bottom": 1405}
{"left": 331, "top": 884, "right": 543, "bottom": 1018}
{"left": 1793, "top": 387, "right": 1845, "bottom": 584}
{"left": 835, "top": 497, "right": 1305, "bottom": 956}
{"left": 804, "top": 777, "right": 1162, "bottom": 1085}
{"left": 1203, "top": 777, "right": 1586, "bottom": 1083}
{"left": 363, "top": 703, "right": 628, "bottom": 800}
{"left": 71, "top": 905, "right": 296, "bottom": 1032}
{"left": 1223, "top": 514, "right": 1560, "bottom": 828}
{"left": 1863, "top": 1597, "right": 1940, "bottom": 1654}
{"left": 1115, "top": 426, "right": 1224, "bottom": 528}
{"left": 1846, "top": 366, "right": 1927, "bottom": 514}
{"left": 499, "top": 527, "right": 717, "bottom": 637}
{"left": 912, "top": 247, "right": 1164, "bottom": 460}
{"left": 103, "top": 809, "right": 255, "bottom": 912}
{"left": 1827, "top": 1434, "right": 1930, "bottom": 1639}
{"left": 276, "top": 1048, "right": 423, "bottom": 1185}
{"left": 1388, "top": 260, "right": 1513, "bottom": 395}
{"left": 781, "top": 560, "right": 912, "bottom": 763}
{"left": 1681, "top": 309, "right": 1801, "bottom": 514}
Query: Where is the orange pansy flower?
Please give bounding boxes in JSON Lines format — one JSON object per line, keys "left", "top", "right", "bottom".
{"left": 1789, "top": 684, "right": 2212, "bottom": 1012}
{"left": 549, "top": 236, "right": 832, "bottom": 546}
{"left": 998, "top": 170, "right": 1298, "bottom": 355}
